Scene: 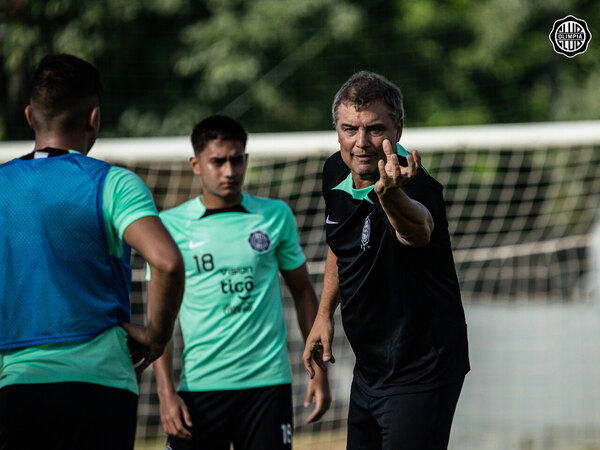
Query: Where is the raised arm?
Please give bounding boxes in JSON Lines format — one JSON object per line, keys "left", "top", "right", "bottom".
{"left": 375, "top": 139, "right": 434, "bottom": 247}
{"left": 281, "top": 263, "right": 331, "bottom": 423}
{"left": 302, "top": 247, "right": 340, "bottom": 379}
{"left": 120, "top": 216, "right": 185, "bottom": 374}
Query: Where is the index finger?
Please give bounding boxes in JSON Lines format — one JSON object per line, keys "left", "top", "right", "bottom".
{"left": 170, "top": 418, "right": 192, "bottom": 440}
{"left": 182, "top": 403, "right": 193, "bottom": 428}
{"left": 175, "top": 410, "right": 193, "bottom": 439}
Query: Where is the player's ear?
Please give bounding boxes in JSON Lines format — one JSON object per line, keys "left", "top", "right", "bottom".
{"left": 88, "top": 106, "right": 100, "bottom": 133}
{"left": 189, "top": 155, "right": 202, "bottom": 176}
{"left": 86, "top": 106, "right": 100, "bottom": 132}
{"left": 24, "top": 105, "right": 35, "bottom": 129}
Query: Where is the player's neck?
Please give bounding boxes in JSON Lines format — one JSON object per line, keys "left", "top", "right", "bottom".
{"left": 33, "top": 132, "right": 92, "bottom": 155}
{"left": 200, "top": 193, "right": 243, "bottom": 210}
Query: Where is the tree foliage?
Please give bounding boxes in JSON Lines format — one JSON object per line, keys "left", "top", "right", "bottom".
{"left": 1, "top": 0, "right": 598, "bottom": 140}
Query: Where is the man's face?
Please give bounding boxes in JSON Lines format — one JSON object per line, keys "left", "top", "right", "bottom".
{"left": 335, "top": 100, "right": 402, "bottom": 189}
{"left": 190, "top": 139, "right": 248, "bottom": 208}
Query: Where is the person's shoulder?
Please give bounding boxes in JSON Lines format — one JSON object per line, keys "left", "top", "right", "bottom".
{"left": 107, "top": 162, "right": 154, "bottom": 182}
{"left": 243, "top": 194, "right": 290, "bottom": 215}
{"left": 78, "top": 152, "right": 112, "bottom": 168}
{"left": 323, "top": 151, "right": 346, "bottom": 173}
{"left": 394, "top": 147, "right": 443, "bottom": 192}
{"left": 158, "top": 197, "right": 202, "bottom": 227}
{"left": 104, "top": 166, "right": 150, "bottom": 198}
{"left": 399, "top": 160, "right": 445, "bottom": 212}
{"left": 404, "top": 164, "right": 442, "bottom": 192}
{"left": 106, "top": 165, "right": 135, "bottom": 179}
{"left": 160, "top": 198, "right": 199, "bottom": 221}
{"left": 104, "top": 165, "right": 150, "bottom": 195}
{"left": 323, "top": 151, "right": 348, "bottom": 192}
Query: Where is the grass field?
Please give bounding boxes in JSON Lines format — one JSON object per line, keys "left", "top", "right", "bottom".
{"left": 135, "top": 430, "right": 347, "bottom": 450}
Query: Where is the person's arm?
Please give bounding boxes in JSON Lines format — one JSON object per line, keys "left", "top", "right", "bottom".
{"left": 120, "top": 216, "right": 185, "bottom": 374}
{"left": 375, "top": 139, "right": 434, "bottom": 247}
{"left": 302, "top": 247, "right": 340, "bottom": 379}
{"left": 280, "top": 263, "right": 331, "bottom": 424}
{"left": 148, "top": 281, "right": 193, "bottom": 440}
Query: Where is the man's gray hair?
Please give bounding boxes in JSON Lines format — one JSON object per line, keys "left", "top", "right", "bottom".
{"left": 332, "top": 71, "right": 404, "bottom": 126}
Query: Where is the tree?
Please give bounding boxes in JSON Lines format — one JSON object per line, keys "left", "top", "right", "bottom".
{"left": 0, "top": 0, "right": 191, "bottom": 139}
{"left": 1, "top": 0, "right": 598, "bottom": 140}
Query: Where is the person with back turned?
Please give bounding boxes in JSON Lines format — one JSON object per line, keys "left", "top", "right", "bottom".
{"left": 0, "top": 54, "right": 185, "bottom": 450}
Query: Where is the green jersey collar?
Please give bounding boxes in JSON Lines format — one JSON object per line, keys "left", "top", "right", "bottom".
{"left": 194, "top": 193, "right": 249, "bottom": 219}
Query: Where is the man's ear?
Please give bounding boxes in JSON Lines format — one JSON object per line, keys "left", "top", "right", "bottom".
{"left": 87, "top": 106, "right": 100, "bottom": 131}
{"left": 189, "top": 155, "right": 202, "bottom": 176}
{"left": 25, "top": 105, "right": 35, "bottom": 129}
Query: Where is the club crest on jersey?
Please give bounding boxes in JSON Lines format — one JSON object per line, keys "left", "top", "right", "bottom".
{"left": 361, "top": 215, "right": 371, "bottom": 251}
{"left": 248, "top": 230, "right": 270, "bottom": 252}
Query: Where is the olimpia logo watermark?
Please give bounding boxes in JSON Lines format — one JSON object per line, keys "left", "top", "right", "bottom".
{"left": 549, "top": 15, "right": 592, "bottom": 58}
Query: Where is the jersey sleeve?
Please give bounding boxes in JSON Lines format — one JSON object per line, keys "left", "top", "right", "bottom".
{"left": 145, "top": 211, "right": 170, "bottom": 281}
{"left": 275, "top": 202, "right": 306, "bottom": 271}
{"left": 103, "top": 167, "right": 158, "bottom": 256}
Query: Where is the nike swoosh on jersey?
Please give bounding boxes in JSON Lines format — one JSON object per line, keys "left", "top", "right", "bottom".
{"left": 326, "top": 216, "right": 339, "bottom": 225}
{"left": 188, "top": 240, "right": 209, "bottom": 249}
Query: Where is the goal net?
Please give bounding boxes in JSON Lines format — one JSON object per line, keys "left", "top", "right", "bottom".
{"left": 2, "top": 120, "right": 600, "bottom": 448}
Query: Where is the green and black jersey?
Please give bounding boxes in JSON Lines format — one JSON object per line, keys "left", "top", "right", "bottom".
{"left": 323, "top": 144, "right": 470, "bottom": 396}
{"left": 155, "top": 194, "right": 305, "bottom": 391}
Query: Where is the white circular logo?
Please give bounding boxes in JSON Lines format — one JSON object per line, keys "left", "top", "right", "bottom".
{"left": 248, "top": 231, "right": 270, "bottom": 252}
{"left": 549, "top": 15, "right": 592, "bottom": 58}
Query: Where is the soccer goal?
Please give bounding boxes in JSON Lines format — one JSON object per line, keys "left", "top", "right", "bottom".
{"left": 2, "top": 120, "right": 600, "bottom": 448}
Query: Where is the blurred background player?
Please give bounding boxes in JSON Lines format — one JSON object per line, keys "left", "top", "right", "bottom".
{"left": 303, "top": 71, "right": 470, "bottom": 450}
{"left": 150, "top": 115, "right": 331, "bottom": 450}
{"left": 0, "top": 54, "right": 185, "bottom": 450}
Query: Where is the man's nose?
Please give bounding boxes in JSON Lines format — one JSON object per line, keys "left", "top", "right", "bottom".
{"left": 223, "top": 161, "right": 235, "bottom": 177}
{"left": 356, "top": 129, "right": 369, "bottom": 148}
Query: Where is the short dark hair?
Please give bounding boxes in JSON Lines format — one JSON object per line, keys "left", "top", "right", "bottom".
{"left": 190, "top": 115, "right": 248, "bottom": 154}
{"left": 29, "top": 54, "right": 102, "bottom": 133}
{"left": 332, "top": 71, "right": 404, "bottom": 125}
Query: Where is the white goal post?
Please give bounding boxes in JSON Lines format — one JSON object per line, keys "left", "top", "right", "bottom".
{"left": 2, "top": 120, "right": 600, "bottom": 162}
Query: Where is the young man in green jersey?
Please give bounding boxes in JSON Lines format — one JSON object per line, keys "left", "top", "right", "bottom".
{"left": 0, "top": 54, "right": 185, "bottom": 450}
{"left": 150, "top": 115, "right": 331, "bottom": 450}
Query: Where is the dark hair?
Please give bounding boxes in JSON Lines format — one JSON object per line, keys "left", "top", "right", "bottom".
{"left": 29, "top": 54, "right": 102, "bottom": 132}
{"left": 332, "top": 71, "right": 404, "bottom": 125}
{"left": 190, "top": 115, "right": 248, "bottom": 154}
